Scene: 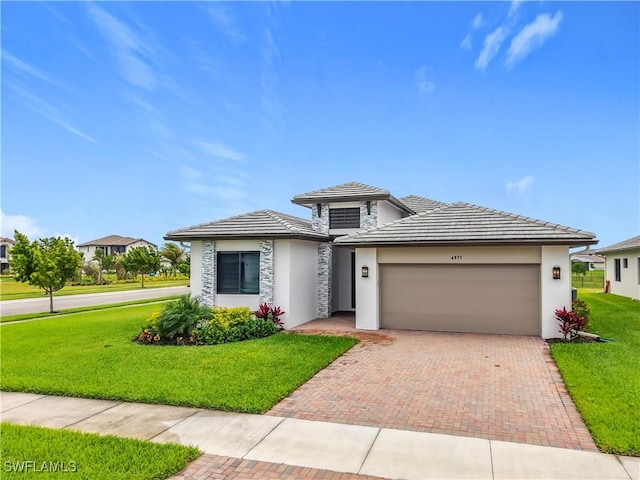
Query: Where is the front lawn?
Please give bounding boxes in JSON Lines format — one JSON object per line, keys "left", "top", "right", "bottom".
{"left": 551, "top": 291, "right": 640, "bottom": 455}
{"left": 0, "top": 304, "right": 357, "bottom": 413}
{"left": 0, "top": 423, "right": 200, "bottom": 480}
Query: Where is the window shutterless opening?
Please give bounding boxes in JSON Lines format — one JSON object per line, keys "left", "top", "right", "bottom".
{"left": 217, "top": 251, "right": 259, "bottom": 294}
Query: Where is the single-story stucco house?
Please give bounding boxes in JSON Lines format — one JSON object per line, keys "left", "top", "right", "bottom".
{"left": 570, "top": 253, "right": 605, "bottom": 271}
{"left": 165, "top": 182, "right": 597, "bottom": 339}
{"left": 596, "top": 236, "right": 640, "bottom": 300}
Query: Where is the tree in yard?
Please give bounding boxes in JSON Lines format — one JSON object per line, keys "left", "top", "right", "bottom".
{"left": 92, "top": 248, "right": 106, "bottom": 284}
{"left": 571, "top": 261, "right": 587, "bottom": 287}
{"left": 122, "top": 246, "right": 161, "bottom": 287}
{"left": 160, "top": 242, "right": 186, "bottom": 277}
{"left": 177, "top": 255, "right": 190, "bottom": 277}
{"left": 101, "top": 253, "right": 116, "bottom": 275}
{"left": 9, "top": 230, "right": 83, "bottom": 313}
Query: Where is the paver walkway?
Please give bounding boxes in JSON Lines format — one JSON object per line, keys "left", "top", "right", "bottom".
{"left": 268, "top": 315, "right": 596, "bottom": 451}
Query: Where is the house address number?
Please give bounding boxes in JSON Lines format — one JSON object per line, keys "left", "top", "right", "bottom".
{"left": 451, "top": 255, "right": 463, "bottom": 260}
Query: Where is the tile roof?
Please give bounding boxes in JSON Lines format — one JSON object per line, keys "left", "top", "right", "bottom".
{"left": 0, "top": 237, "right": 15, "bottom": 244}
{"left": 291, "top": 181, "right": 413, "bottom": 213}
{"left": 334, "top": 202, "right": 597, "bottom": 247}
{"left": 399, "top": 195, "right": 448, "bottom": 213}
{"left": 596, "top": 235, "right": 640, "bottom": 254}
{"left": 77, "top": 235, "right": 155, "bottom": 247}
{"left": 164, "top": 210, "right": 328, "bottom": 241}
{"left": 571, "top": 254, "right": 605, "bottom": 263}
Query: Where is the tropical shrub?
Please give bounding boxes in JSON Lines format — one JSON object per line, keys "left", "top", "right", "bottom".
{"left": 572, "top": 299, "right": 590, "bottom": 325}
{"left": 210, "top": 306, "right": 253, "bottom": 330}
{"left": 254, "top": 303, "right": 285, "bottom": 329}
{"left": 156, "top": 295, "right": 212, "bottom": 340}
{"left": 555, "top": 306, "right": 587, "bottom": 341}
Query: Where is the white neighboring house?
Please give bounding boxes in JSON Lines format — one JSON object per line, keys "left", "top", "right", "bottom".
{"left": 597, "top": 236, "right": 640, "bottom": 300}
{"left": 76, "top": 235, "right": 157, "bottom": 263}
{"left": 165, "top": 181, "right": 598, "bottom": 339}
{"left": 571, "top": 253, "right": 605, "bottom": 271}
{"left": 0, "top": 237, "right": 15, "bottom": 274}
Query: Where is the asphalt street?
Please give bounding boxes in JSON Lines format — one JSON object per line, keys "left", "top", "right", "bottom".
{"left": 0, "top": 286, "right": 190, "bottom": 316}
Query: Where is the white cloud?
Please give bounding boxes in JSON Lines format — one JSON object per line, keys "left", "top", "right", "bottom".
{"left": 460, "top": 34, "right": 473, "bottom": 51}
{"left": 207, "top": 5, "right": 246, "bottom": 42}
{"left": 475, "top": 26, "right": 509, "bottom": 70}
{"left": 86, "top": 3, "right": 156, "bottom": 89}
{"left": 1, "top": 211, "right": 45, "bottom": 238}
{"left": 198, "top": 141, "right": 244, "bottom": 162}
{"left": 4, "top": 83, "right": 98, "bottom": 144}
{"left": 508, "top": 0, "right": 522, "bottom": 19}
{"left": 506, "top": 176, "right": 534, "bottom": 195}
{"left": 1, "top": 49, "right": 65, "bottom": 88}
{"left": 415, "top": 65, "right": 436, "bottom": 96}
{"left": 472, "top": 13, "right": 485, "bottom": 29}
{"left": 506, "top": 12, "right": 563, "bottom": 68}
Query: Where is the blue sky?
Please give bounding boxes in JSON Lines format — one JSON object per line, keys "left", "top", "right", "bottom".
{"left": 2, "top": 1, "right": 638, "bottom": 250}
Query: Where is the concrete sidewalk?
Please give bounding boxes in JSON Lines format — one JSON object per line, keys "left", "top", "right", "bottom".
{"left": 1, "top": 392, "right": 638, "bottom": 480}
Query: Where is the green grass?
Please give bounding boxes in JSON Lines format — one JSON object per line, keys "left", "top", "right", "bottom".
{"left": 550, "top": 291, "right": 640, "bottom": 455}
{"left": 0, "top": 423, "right": 200, "bottom": 480}
{"left": 0, "top": 296, "right": 182, "bottom": 323}
{"left": 571, "top": 270, "right": 604, "bottom": 289}
{"left": 0, "top": 276, "right": 189, "bottom": 301}
{"left": 0, "top": 304, "right": 357, "bottom": 413}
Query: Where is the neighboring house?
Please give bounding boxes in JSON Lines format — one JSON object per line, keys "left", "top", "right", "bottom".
{"left": 0, "top": 237, "right": 15, "bottom": 274}
{"left": 571, "top": 253, "right": 605, "bottom": 271}
{"left": 165, "top": 181, "right": 597, "bottom": 338}
{"left": 76, "top": 235, "right": 157, "bottom": 262}
{"left": 596, "top": 236, "right": 640, "bottom": 300}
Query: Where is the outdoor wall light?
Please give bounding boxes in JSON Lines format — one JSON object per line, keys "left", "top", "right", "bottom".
{"left": 552, "top": 265, "right": 561, "bottom": 280}
{"left": 361, "top": 266, "right": 369, "bottom": 278}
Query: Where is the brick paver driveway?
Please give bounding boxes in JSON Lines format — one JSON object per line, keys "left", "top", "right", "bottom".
{"left": 268, "top": 316, "right": 596, "bottom": 451}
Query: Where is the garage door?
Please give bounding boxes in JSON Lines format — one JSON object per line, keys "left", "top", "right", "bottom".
{"left": 380, "top": 264, "right": 540, "bottom": 335}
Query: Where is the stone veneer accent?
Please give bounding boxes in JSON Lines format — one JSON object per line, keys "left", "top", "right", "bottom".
{"left": 360, "top": 200, "right": 378, "bottom": 229}
{"left": 259, "top": 240, "right": 274, "bottom": 305}
{"left": 201, "top": 240, "right": 216, "bottom": 306}
{"left": 311, "top": 204, "right": 330, "bottom": 234}
{"left": 317, "top": 242, "right": 332, "bottom": 318}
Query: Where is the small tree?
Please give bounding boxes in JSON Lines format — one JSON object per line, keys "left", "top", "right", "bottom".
{"left": 122, "top": 246, "right": 160, "bottom": 287}
{"left": 92, "top": 248, "right": 105, "bottom": 284}
{"left": 571, "top": 261, "right": 587, "bottom": 287}
{"left": 160, "top": 242, "right": 186, "bottom": 277}
{"left": 101, "top": 253, "right": 116, "bottom": 275}
{"left": 177, "top": 255, "right": 190, "bottom": 277}
{"left": 10, "top": 231, "right": 83, "bottom": 313}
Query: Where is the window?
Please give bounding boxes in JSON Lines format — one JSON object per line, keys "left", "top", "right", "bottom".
{"left": 623, "top": 258, "right": 628, "bottom": 268}
{"left": 614, "top": 258, "right": 621, "bottom": 282}
{"left": 329, "top": 208, "right": 360, "bottom": 229}
{"left": 0, "top": 245, "right": 6, "bottom": 258}
{"left": 217, "top": 252, "right": 259, "bottom": 294}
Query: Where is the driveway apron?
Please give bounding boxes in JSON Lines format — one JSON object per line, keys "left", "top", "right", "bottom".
{"left": 268, "top": 322, "right": 597, "bottom": 451}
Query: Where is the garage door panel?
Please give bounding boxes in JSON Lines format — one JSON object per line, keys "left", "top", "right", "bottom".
{"left": 381, "top": 264, "right": 540, "bottom": 335}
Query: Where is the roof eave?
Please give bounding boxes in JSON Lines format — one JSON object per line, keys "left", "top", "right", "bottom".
{"left": 291, "top": 195, "right": 413, "bottom": 214}
{"left": 164, "top": 233, "right": 328, "bottom": 242}
{"left": 334, "top": 239, "right": 599, "bottom": 248}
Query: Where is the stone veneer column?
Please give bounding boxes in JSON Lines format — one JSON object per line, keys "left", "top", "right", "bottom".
{"left": 360, "top": 200, "right": 378, "bottom": 229}
{"left": 259, "top": 240, "right": 274, "bottom": 305}
{"left": 201, "top": 240, "right": 216, "bottom": 306}
{"left": 311, "top": 204, "right": 330, "bottom": 234}
{"left": 317, "top": 242, "right": 332, "bottom": 318}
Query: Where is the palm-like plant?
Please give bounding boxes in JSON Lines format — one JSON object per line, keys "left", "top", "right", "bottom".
{"left": 160, "top": 242, "right": 186, "bottom": 276}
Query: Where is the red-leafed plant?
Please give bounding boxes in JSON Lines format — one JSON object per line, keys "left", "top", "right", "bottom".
{"left": 254, "top": 303, "right": 285, "bottom": 330}
{"left": 555, "top": 306, "right": 587, "bottom": 341}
